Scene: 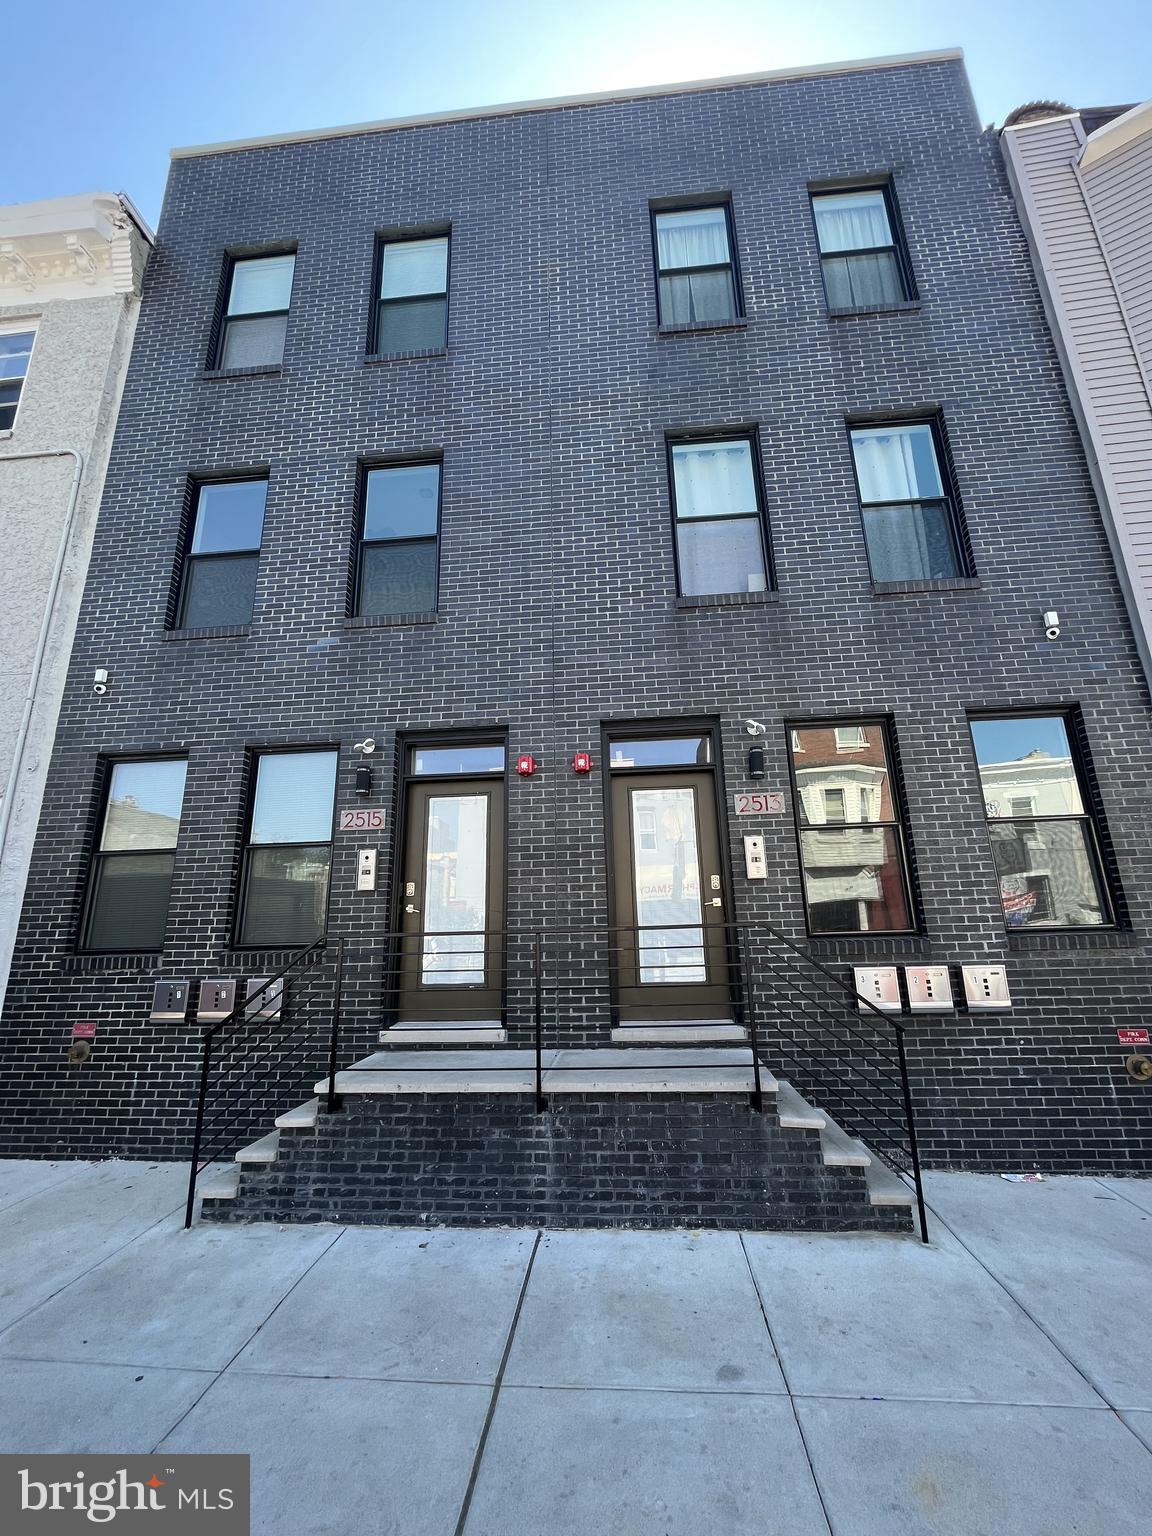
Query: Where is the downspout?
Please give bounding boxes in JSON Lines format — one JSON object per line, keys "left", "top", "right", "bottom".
{"left": 0, "top": 447, "right": 87, "bottom": 864}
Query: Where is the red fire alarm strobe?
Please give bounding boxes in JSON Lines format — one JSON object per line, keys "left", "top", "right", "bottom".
{"left": 516, "top": 754, "right": 537, "bottom": 777}
{"left": 572, "top": 751, "right": 593, "bottom": 774}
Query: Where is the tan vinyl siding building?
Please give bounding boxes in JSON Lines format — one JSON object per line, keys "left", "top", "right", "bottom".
{"left": 1002, "top": 102, "right": 1152, "bottom": 686}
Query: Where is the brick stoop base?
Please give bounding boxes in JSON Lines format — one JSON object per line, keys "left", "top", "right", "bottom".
{"left": 201, "top": 1092, "right": 914, "bottom": 1233}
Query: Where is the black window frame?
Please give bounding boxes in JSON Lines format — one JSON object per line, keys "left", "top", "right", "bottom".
{"left": 665, "top": 428, "right": 774, "bottom": 599}
{"left": 81, "top": 754, "right": 188, "bottom": 953}
{"left": 353, "top": 456, "right": 443, "bottom": 619}
{"left": 966, "top": 709, "right": 1118, "bottom": 933}
{"left": 371, "top": 231, "right": 450, "bottom": 356}
{"left": 234, "top": 746, "right": 339, "bottom": 950}
{"left": 650, "top": 200, "right": 743, "bottom": 328}
{"left": 784, "top": 717, "right": 919, "bottom": 937}
{"left": 213, "top": 249, "right": 296, "bottom": 371}
{"left": 846, "top": 414, "right": 974, "bottom": 584}
{"left": 809, "top": 181, "right": 916, "bottom": 311}
{"left": 174, "top": 473, "right": 268, "bottom": 631}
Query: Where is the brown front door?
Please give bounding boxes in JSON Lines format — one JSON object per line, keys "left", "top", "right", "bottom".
{"left": 610, "top": 769, "right": 732, "bottom": 1023}
{"left": 396, "top": 777, "right": 505, "bottom": 1024}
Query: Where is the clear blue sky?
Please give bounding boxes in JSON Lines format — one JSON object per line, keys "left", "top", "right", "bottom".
{"left": 5, "top": 0, "right": 1149, "bottom": 227}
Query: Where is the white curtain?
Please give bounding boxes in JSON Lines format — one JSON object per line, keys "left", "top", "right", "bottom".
{"left": 851, "top": 426, "right": 939, "bottom": 503}
{"left": 229, "top": 255, "right": 295, "bottom": 315}
{"left": 251, "top": 751, "right": 337, "bottom": 845}
{"left": 381, "top": 238, "right": 448, "bottom": 299}
{"left": 656, "top": 208, "right": 729, "bottom": 270}
{"left": 813, "top": 192, "right": 891, "bottom": 253}
{"left": 673, "top": 441, "right": 756, "bottom": 517}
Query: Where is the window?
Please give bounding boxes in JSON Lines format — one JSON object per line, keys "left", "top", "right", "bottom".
{"left": 849, "top": 420, "right": 966, "bottom": 583}
{"left": 0, "top": 327, "right": 36, "bottom": 430}
{"left": 239, "top": 751, "right": 337, "bottom": 947}
{"left": 411, "top": 743, "right": 505, "bottom": 775}
{"left": 969, "top": 715, "right": 1111, "bottom": 930}
{"left": 84, "top": 759, "right": 187, "bottom": 950}
{"left": 653, "top": 206, "right": 739, "bottom": 326}
{"left": 217, "top": 253, "right": 295, "bottom": 369}
{"left": 357, "top": 462, "right": 440, "bottom": 616}
{"left": 178, "top": 478, "right": 267, "bottom": 629}
{"left": 375, "top": 235, "right": 448, "bottom": 353}
{"left": 668, "top": 437, "right": 769, "bottom": 597}
{"left": 835, "top": 726, "right": 868, "bottom": 752}
{"left": 608, "top": 736, "right": 712, "bottom": 769}
{"left": 811, "top": 186, "right": 911, "bottom": 309}
{"left": 787, "top": 722, "right": 913, "bottom": 934}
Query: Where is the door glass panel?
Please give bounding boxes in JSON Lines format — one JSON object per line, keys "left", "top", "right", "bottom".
{"left": 630, "top": 787, "right": 705, "bottom": 984}
{"left": 422, "top": 794, "right": 488, "bottom": 984}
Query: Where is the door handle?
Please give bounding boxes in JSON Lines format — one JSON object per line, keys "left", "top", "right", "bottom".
{"left": 709, "top": 898, "right": 723, "bottom": 908}
{"left": 405, "top": 904, "right": 420, "bottom": 915}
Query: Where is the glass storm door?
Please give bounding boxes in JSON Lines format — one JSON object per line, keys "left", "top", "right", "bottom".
{"left": 610, "top": 770, "right": 732, "bottom": 1022}
{"left": 397, "top": 778, "right": 505, "bottom": 1023}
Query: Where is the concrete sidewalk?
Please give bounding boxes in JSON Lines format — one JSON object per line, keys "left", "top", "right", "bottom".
{"left": 1, "top": 1161, "right": 1150, "bottom": 1534}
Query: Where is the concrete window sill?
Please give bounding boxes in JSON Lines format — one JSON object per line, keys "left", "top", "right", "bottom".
{"left": 871, "top": 578, "right": 982, "bottom": 596}
{"left": 364, "top": 348, "right": 448, "bottom": 365}
{"left": 658, "top": 318, "right": 748, "bottom": 338}
{"left": 199, "top": 364, "right": 283, "bottom": 381}
{"left": 344, "top": 611, "right": 438, "bottom": 629}
{"left": 676, "top": 590, "right": 779, "bottom": 610}
{"left": 828, "top": 300, "right": 922, "bottom": 320}
{"left": 164, "top": 624, "right": 250, "bottom": 641}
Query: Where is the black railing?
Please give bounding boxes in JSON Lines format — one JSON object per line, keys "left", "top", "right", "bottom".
{"left": 184, "top": 922, "right": 927, "bottom": 1242}
{"left": 183, "top": 937, "right": 344, "bottom": 1227}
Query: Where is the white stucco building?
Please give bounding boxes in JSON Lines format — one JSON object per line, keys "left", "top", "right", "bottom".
{"left": 0, "top": 192, "right": 153, "bottom": 1008}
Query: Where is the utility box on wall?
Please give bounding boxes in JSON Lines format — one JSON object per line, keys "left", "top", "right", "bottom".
{"left": 853, "top": 967, "right": 901, "bottom": 1013}
{"left": 149, "top": 981, "right": 189, "bottom": 1022}
{"left": 905, "top": 967, "right": 954, "bottom": 1013}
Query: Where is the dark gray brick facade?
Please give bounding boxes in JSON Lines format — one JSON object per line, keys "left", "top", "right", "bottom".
{"left": 2, "top": 56, "right": 1151, "bottom": 1177}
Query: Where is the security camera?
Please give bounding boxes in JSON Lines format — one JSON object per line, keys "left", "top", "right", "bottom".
{"left": 1043, "top": 609, "right": 1060, "bottom": 641}
{"left": 744, "top": 718, "right": 767, "bottom": 737}
{"left": 353, "top": 739, "right": 376, "bottom": 754}
{"left": 93, "top": 668, "right": 109, "bottom": 696}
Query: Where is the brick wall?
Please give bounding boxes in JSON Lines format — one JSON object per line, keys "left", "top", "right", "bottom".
{"left": 2, "top": 57, "right": 1151, "bottom": 1175}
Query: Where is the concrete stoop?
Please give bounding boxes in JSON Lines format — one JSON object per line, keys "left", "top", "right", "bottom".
{"left": 198, "top": 1048, "right": 915, "bottom": 1234}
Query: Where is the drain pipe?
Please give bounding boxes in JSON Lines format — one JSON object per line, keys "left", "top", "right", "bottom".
{"left": 0, "top": 447, "right": 87, "bottom": 866}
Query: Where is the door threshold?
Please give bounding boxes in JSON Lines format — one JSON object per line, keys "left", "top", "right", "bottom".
{"left": 381, "top": 1020, "right": 507, "bottom": 1045}
{"left": 612, "top": 1022, "right": 746, "bottom": 1043}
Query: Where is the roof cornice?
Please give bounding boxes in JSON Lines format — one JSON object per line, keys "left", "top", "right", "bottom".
{"left": 170, "top": 48, "right": 964, "bottom": 161}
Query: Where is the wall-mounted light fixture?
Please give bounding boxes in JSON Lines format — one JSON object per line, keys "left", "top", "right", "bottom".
{"left": 747, "top": 745, "right": 766, "bottom": 779}
{"left": 354, "top": 765, "right": 373, "bottom": 796}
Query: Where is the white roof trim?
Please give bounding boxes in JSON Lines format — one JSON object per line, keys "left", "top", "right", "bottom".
{"left": 170, "top": 48, "right": 964, "bottom": 161}
{"left": 1079, "top": 98, "right": 1152, "bottom": 169}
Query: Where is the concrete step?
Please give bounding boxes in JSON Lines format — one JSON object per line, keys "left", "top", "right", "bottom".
{"left": 199, "top": 1166, "right": 240, "bottom": 1201}
{"left": 274, "top": 1098, "right": 319, "bottom": 1131}
{"left": 320, "top": 1047, "right": 779, "bottom": 1096}
{"left": 611, "top": 1022, "right": 747, "bottom": 1043}
{"left": 865, "top": 1161, "right": 915, "bottom": 1207}
{"left": 775, "top": 1081, "right": 827, "bottom": 1130}
{"left": 820, "top": 1119, "right": 872, "bottom": 1167}
{"left": 382, "top": 1020, "right": 507, "bottom": 1044}
{"left": 234, "top": 1131, "right": 279, "bottom": 1164}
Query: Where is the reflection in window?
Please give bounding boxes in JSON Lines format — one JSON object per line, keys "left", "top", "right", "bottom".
{"left": 411, "top": 744, "right": 505, "bottom": 776}
{"left": 357, "top": 463, "right": 440, "bottom": 616}
{"left": 218, "top": 254, "right": 294, "bottom": 369}
{"left": 608, "top": 736, "right": 711, "bottom": 769}
{"left": 239, "top": 751, "right": 337, "bottom": 946}
{"left": 653, "top": 205, "right": 739, "bottom": 326}
{"left": 85, "top": 759, "right": 188, "bottom": 950}
{"left": 0, "top": 328, "right": 36, "bottom": 430}
{"left": 422, "top": 794, "right": 487, "bottom": 984}
{"left": 669, "top": 438, "right": 769, "bottom": 597}
{"left": 787, "top": 723, "right": 913, "bottom": 933}
{"left": 375, "top": 236, "right": 448, "bottom": 353}
{"left": 178, "top": 478, "right": 267, "bottom": 628}
{"left": 630, "top": 785, "right": 705, "bottom": 983}
{"left": 849, "top": 421, "right": 964, "bottom": 582}
{"left": 811, "top": 187, "right": 911, "bottom": 309}
{"left": 969, "top": 715, "right": 1110, "bottom": 929}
